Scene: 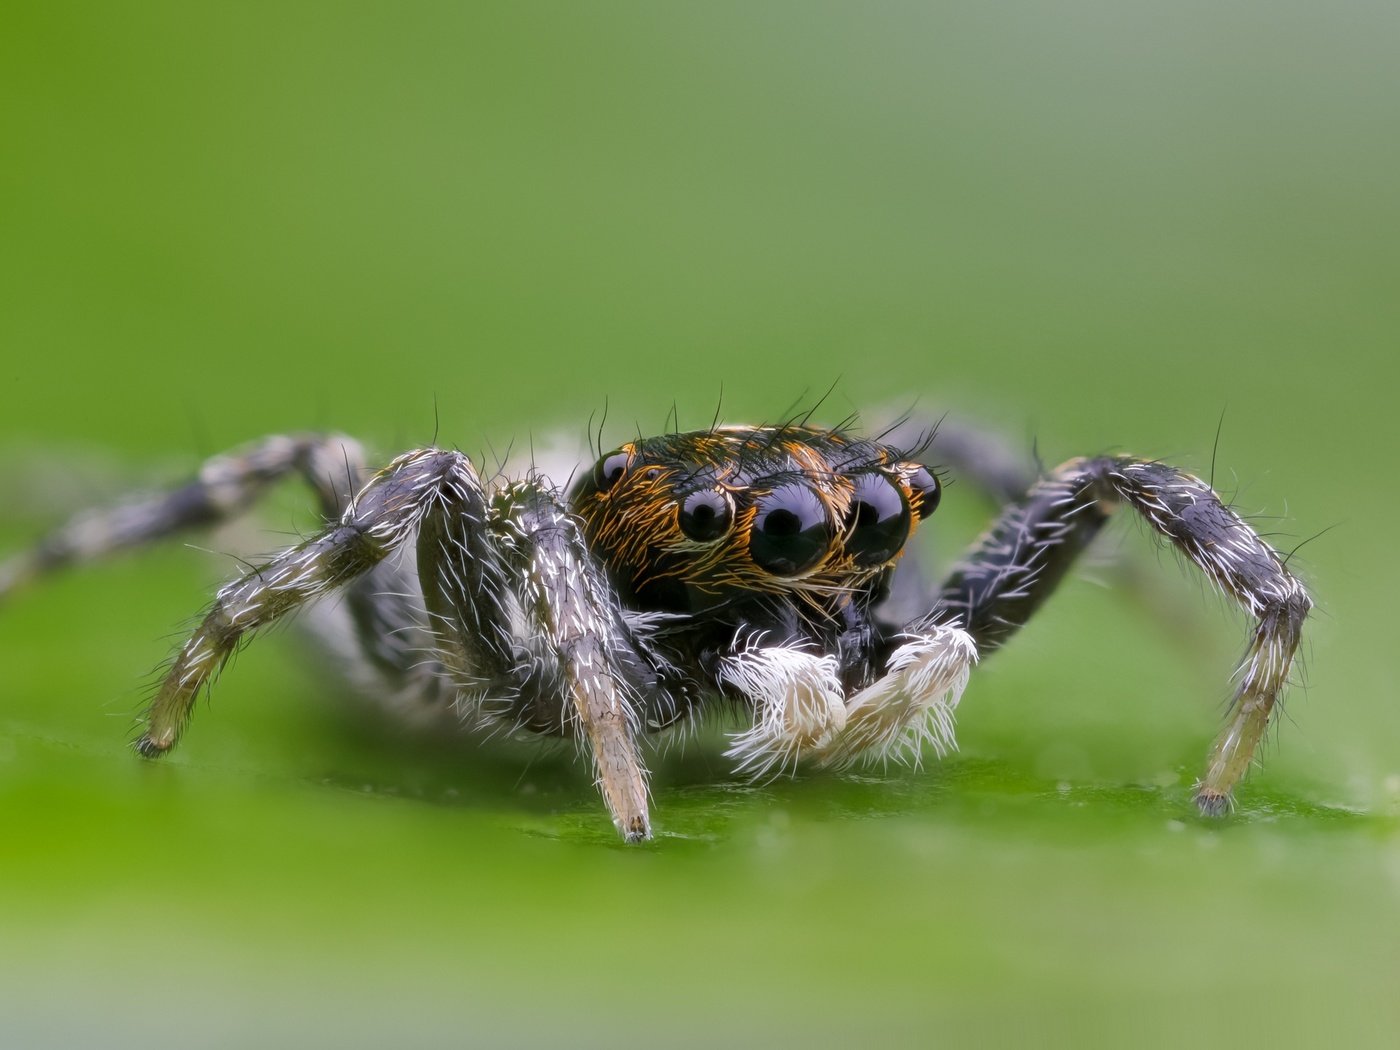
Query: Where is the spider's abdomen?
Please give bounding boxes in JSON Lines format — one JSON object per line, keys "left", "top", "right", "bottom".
{"left": 568, "top": 425, "right": 940, "bottom": 616}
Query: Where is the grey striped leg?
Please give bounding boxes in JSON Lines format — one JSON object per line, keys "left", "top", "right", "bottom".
{"left": 137, "top": 448, "right": 462, "bottom": 755}
{"left": 878, "top": 413, "right": 1205, "bottom": 646}
{"left": 491, "top": 481, "right": 655, "bottom": 840}
{"left": 0, "top": 433, "right": 369, "bottom": 600}
{"left": 0, "top": 432, "right": 433, "bottom": 704}
{"left": 922, "top": 456, "right": 1311, "bottom": 813}
{"left": 139, "top": 449, "right": 655, "bottom": 841}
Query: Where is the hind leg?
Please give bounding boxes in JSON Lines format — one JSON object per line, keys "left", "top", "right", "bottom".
{"left": 0, "top": 433, "right": 441, "bottom": 709}
{"left": 0, "top": 433, "right": 370, "bottom": 598}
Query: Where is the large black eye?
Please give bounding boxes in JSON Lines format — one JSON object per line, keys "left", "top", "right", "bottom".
{"left": 908, "top": 465, "right": 941, "bottom": 519}
{"left": 678, "top": 489, "right": 734, "bottom": 542}
{"left": 592, "top": 450, "right": 630, "bottom": 493}
{"left": 748, "top": 483, "right": 832, "bottom": 576}
{"left": 845, "top": 472, "right": 911, "bottom": 566}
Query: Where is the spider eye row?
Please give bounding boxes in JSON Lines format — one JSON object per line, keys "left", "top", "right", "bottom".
{"left": 593, "top": 448, "right": 940, "bottom": 576}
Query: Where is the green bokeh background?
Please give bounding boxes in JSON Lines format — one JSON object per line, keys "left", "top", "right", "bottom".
{"left": 2, "top": 3, "right": 1396, "bottom": 1047}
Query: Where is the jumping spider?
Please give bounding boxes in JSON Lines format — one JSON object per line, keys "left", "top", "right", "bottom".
{"left": 0, "top": 418, "right": 1311, "bottom": 841}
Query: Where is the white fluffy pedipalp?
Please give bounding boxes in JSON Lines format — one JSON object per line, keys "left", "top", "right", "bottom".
{"left": 719, "top": 644, "right": 846, "bottom": 779}
{"left": 816, "top": 625, "right": 978, "bottom": 769}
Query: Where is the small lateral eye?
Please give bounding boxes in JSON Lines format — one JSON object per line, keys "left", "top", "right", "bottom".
{"left": 677, "top": 489, "right": 734, "bottom": 542}
{"left": 593, "top": 450, "right": 631, "bottom": 492}
{"left": 844, "top": 472, "right": 911, "bottom": 566}
{"left": 748, "top": 483, "right": 833, "bottom": 576}
{"left": 908, "top": 465, "right": 941, "bottom": 519}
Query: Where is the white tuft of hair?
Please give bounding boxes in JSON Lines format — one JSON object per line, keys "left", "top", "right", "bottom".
{"left": 719, "top": 644, "right": 846, "bottom": 779}
{"left": 818, "top": 625, "right": 977, "bottom": 769}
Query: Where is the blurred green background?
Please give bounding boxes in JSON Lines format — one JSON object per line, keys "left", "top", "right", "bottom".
{"left": 2, "top": 2, "right": 1397, "bottom": 1047}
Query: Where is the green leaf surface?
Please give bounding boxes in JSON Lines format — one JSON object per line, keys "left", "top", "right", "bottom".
{"left": 2, "top": 3, "right": 1396, "bottom": 1047}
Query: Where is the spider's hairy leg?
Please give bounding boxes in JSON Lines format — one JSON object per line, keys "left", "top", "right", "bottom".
{"left": 0, "top": 432, "right": 443, "bottom": 721}
{"left": 489, "top": 481, "right": 653, "bottom": 842}
{"left": 413, "top": 469, "right": 516, "bottom": 694}
{"left": 879, "top": 411, "right": 1206, "bottom": 643}
{"left": 925, "top": 456, "right": 1312, "bottom": 812}
{"left": 137, "top": 448, "right": 465, "bottom": 756}
{"left": 0, "top": 433, "right": 369, "bottom": 602}
{"left": 718, "top": 643, "right": 847, "bottom": 778}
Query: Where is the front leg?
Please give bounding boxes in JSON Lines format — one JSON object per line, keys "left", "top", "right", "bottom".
{"left": 139, "top": 449, "right": 657, "bottom": 842}
{"left": 485, "top": 481, "right": 655, "bottom": 842}
{"left": 138, "top": 448, "right": 469, "bottom": 754}
{"left": 925, "top": 456, "right": 1312, "bottom": 813}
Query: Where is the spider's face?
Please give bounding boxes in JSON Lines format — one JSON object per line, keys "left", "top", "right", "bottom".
{"left": 569, "top": 425, "right": 940, "bottom": 613}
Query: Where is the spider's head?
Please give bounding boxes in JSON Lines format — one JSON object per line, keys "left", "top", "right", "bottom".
{"left": 569, "top": 425, "right": 940, "bottom": 615}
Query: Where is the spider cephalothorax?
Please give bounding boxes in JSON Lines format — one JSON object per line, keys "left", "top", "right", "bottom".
{"left": 571, "top": 425, "right": 940, "bottom": 615}
{"left": 567, "top": 425, "right": 944, "bottom": 708}
{"left": 0, "top": 415, "right": 1311, "bottom": 842}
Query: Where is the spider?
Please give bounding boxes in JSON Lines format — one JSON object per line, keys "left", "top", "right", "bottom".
{"left": 0, "top": 418, "right": 1311, "bottom": 842}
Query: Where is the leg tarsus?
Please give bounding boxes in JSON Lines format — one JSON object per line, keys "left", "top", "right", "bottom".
{"left": 1194, "top": 786, "right": 1233, "bottom": 817}
{"left": 133, "top": 734, "right": 170, "bottom": 759}
{"left": 136, "top": 449, "right": 461, "bottom": 757}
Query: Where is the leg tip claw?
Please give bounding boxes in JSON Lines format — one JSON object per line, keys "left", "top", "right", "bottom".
{"left": 134, "top": 734, "right": 172, "bottom": 759}
{"left": 621, "top": 814, "right": 651, "bottom": 844}
{"left": 1193, "top": 787, "right": 1232, "bottom": 817}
